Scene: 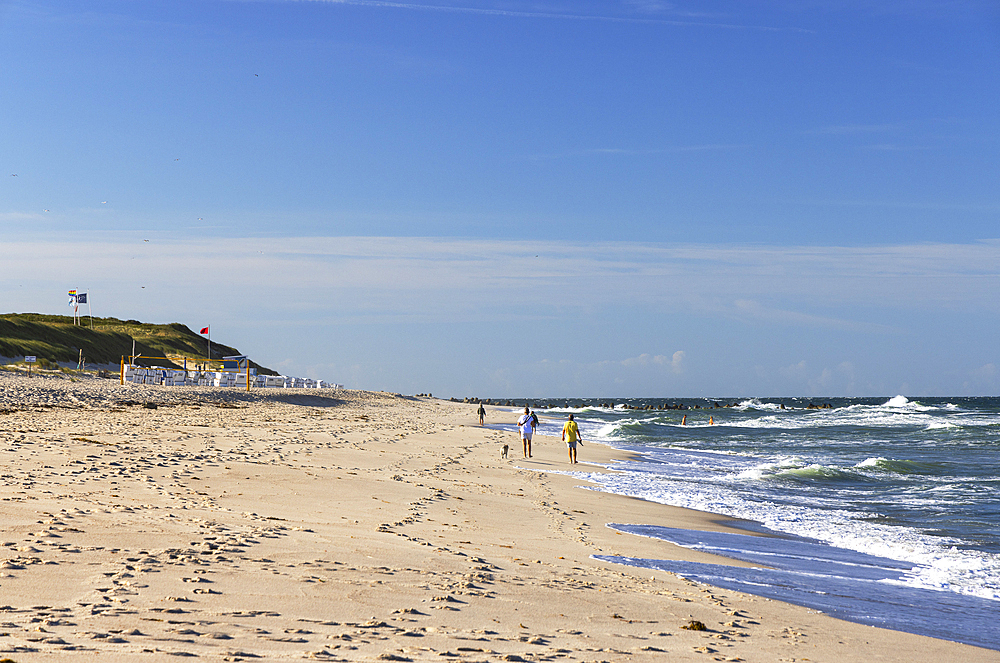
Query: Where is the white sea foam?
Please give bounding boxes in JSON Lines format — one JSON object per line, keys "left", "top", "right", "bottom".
{"left": 623, "top": 486, "right": 993, "bottom": 598}
{"left": 734, "top": 398, "right": 784, "bottom": 411}
{"left": 539, "top": 405, "right": 610, "bottom": 414}
{"left": 925, "top": 421, "right": 958, "bottom": 430}
{"left": 724, "top": 405, "right": 973, "bottom": 431}
{"left": 569, "top": 453, "right": 1000, "bottom": 601}
{"left": 883, "top": 394, "right": 936, "bottom": 412}
{"left": 596, "top": 527, "right": 1000, "bottom": 651}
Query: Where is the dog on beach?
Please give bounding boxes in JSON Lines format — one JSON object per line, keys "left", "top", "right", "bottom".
{"left": 501, "top": 443, "right": 509, "bottom": 459}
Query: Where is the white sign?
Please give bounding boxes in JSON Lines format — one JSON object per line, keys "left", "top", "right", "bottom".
{"left": 24, "top": 356, "right": 37, "bottom": 363}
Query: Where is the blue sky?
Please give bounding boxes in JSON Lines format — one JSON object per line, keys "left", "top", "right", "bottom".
{"left": 2, "top": 0, "right": 998, "bottom": 397}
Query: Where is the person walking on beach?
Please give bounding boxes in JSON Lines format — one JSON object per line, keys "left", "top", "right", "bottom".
{"left": 517, "top": 406, "right": 534, "bottom": 458}
{"left": 478, "top": 403, "right": 486, "bottom": 426}
{"left": 562, "top": 413, "right": 582, "bottom": 464}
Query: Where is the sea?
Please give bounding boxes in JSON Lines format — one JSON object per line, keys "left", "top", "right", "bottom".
{"left": 493, "top": 396, "right": 1000, "bottom": 651}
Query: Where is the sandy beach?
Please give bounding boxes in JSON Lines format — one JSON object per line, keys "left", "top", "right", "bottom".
{"left": 0, "top": 372, "right": 995, "bottom": 662}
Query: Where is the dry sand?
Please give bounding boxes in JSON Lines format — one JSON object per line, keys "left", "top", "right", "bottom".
{"left": 0, "top": 371, "right": 995, "bottom": 662}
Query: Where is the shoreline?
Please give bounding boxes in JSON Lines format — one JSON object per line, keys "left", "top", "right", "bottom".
{"left": 0, "top": 375, "right": 994, "bottom": 661}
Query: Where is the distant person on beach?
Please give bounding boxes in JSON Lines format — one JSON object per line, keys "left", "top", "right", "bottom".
{"left": 517, "top": 406, "right": 534, "bottom": 458}
{"left": 562, "top": 414, "right": 582, "bottom": 464}
{"left": 478, "top": 403, "right": 486, "bottom": 426}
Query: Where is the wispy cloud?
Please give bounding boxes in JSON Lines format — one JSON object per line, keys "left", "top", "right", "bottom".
{"left": 585, "top": 144, "right": 747, "bottom": 155}
{"left": 288, "top": 0, "right": 808, "bottom": 31}
{"left": 732, "top": 299, "right": 895, "bottom": 333}
{"left": 7, "top": 234, "right": 998, "bottom": 394}
{"left": 811, "top": 123, "right": 900, "bottom": 135}
{"left": 3, "top": 236, "right": 1000, "bottom": 328}
{"left": 0, "top": 212, "right": 47, "bottom": 222}
{"left": 498, "top": 350, "right": 688, "bottom": 396}
{"left": 793, "top": 198, "right": 1000, "bottom": 212}
{"left": 859, "top": 143, "right": 932, "bottom": 151}
{"left": 526, "top": 144, "right": 746, "bottom": 161}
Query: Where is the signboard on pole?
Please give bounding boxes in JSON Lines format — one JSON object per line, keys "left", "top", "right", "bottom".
{"left": 25, "top": 356, "right": 36, "bottom": 378}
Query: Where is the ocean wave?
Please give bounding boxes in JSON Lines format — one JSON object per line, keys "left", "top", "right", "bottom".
{"left": 737, "top": 458, "right": 871, "bottom": 484}
{"left": 854, "top": 456, "right": 944, "bottom": 475}
{"left": 588, "top": 415, "right": 691, "bottom": 440}
{"left": 738, "top": 456, "right": 950, "bottom": 483}
{"left": 593, "top": 421, "right": 630, "bottom": 441}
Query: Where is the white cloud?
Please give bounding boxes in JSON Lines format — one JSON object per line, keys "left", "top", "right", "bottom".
{"left": 806, "top": 361, "right": 857, "bottom": 395}
{"left": 974, "top": 363, "right": 997, "bottom": 379}
{"left": 494, "top": 351, "right": 689, "bottom": 397}
{"left": 669, "top": 350, "right": 685, "bottom": 373}
{"left": 963, "top": 363, "right": 1000, "bottom": 393}
{"left": 613, "top": 352, "right": 683, "bottom": 373}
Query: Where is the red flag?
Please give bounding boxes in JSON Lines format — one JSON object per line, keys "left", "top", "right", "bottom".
{"left": 199, "top": 327, "right": 209, "bottom": 335}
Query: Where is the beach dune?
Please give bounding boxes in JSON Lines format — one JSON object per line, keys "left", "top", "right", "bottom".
{"left": 0, "top": 373, "right": 994, "bottom": 662}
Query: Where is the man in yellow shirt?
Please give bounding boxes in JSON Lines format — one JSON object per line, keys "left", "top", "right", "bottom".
{"left": 562, "top": 414, "right": 582, "bottom": 464}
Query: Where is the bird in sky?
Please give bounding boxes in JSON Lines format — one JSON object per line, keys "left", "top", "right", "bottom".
{"left": 101, "top": 201, "right": 108, "bottom": 204}
{"left": 43, "top": 209, "right": 49, "bottom": 212}
{"left": 10, "top": 174, "right": 16, "bottom": 177}
{"left": 143, "top": 239, "right": 149, "bottom": 242}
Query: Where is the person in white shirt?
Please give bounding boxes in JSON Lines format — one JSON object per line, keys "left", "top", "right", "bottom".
{"left": 517, "top": 406, "right": 534, "bottom": 458}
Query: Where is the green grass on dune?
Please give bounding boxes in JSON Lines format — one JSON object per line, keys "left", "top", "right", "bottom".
{"left": 0, "top": 313, "right": 277, "bottom": 375}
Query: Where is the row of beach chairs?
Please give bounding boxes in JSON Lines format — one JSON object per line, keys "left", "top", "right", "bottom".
{"left": 122, "top": 366, "right": 338, "bottom": 389}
